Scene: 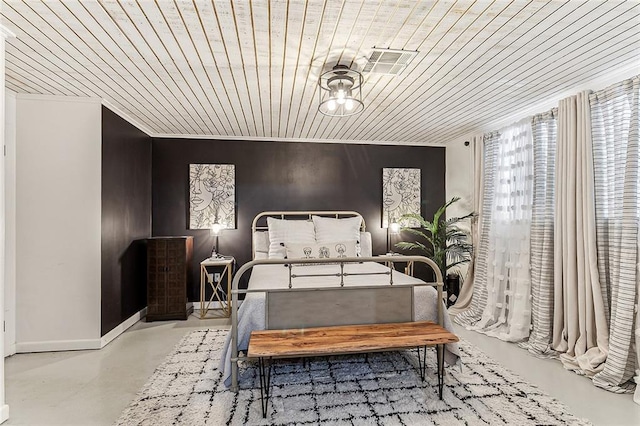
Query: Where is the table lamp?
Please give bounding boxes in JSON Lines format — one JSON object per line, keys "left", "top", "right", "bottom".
{"left": 387, "top": 221, "right": 401, "bottom": 254}
{"left": 210, "top": 222, "right": 224, "bottom": 258}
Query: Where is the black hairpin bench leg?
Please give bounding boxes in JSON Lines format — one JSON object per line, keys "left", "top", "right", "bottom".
{"left": 437, "top": 344, "right": 444, "bottom": 399}
{"left": 258, "top": 357, "right": 272, "bottom": 418}
{"left": 416, "top": 346, "right": 427, "bottom": 381}
{"left": 416, "top": 345, "right": 444, "bottom": 399}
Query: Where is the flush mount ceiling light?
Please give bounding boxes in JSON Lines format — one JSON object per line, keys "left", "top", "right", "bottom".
{"left": 318, "top": 64, "right": 364, "bottom": 117}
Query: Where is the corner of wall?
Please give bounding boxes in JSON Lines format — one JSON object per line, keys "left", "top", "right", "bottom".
{"left": 100, "top": 107, "right": 152, "bottom": 337}
{"left": 0, "top": 404, "right": 8, "bottom": 423}
{"left": 445, "top": 135, "right": 475, "bottom": 215}
{"left": 100, "top": 307, "right": 147, "bottom": 348}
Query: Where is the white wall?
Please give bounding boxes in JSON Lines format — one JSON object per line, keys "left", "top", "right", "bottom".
{"left": 4, "top": 91, "right": 15, "bottom": 357}
{"left": 446, "top": 136, "right": 474, "bottom": 215}
{"left": 15, "top": 94, "right": 102, "bottom": 351}
{"left": 0, "top": 27, "right": 12, "bottom": 423}
{"left": 445, "top": 135, "right": 475, "bottom": 279}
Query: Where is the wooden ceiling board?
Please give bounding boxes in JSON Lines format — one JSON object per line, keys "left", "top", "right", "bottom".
{"left": 6, "top": 50, "right": 77, "bottom": 96}
{"left": 329, "top": 1, "right": 439, "bottom": 141}
{"left": 423, "top": 4, "right": 640, "bottom": 143}
{"left": 281, "top": 0, "right": 318, "bottom": 138}
{"left": 248, "top": 0, "right": 273, "bottom": 137}
{"left": 347, "top": 0, "right": 502, "bottom": 142}
{"left": 17, "top": 1, "right": 172, "bottom": 129}
{"left": 170, "top": 0, "right": 234, "bottom": 135}
{"left": 294, "top": 0, "right": 349, "bottom": 139}
{"left": 71, "top": 1, "right": 194, "bottom": 132}
{"left": 3, "top": 0, "right": 639, "bottom": 144}
{"left": 85, "top": 0, "right": 202, "bottom": 133}
{"left": 3, "top": 2, "right": 164, "bottom": 130}
{"left": 115, "top": 0, "right": 212, "bottom": 133}
{"left": 134, "top": 0, "right": 221, "bottom": 134}
{"left": 306, "top": 0, "right": 372, "bottom": 140}
{"left": 48, "top": 0, "right": 192, "bottom": 134}
{"left": 365, "top": 0, "right": 629, "bottom": 143}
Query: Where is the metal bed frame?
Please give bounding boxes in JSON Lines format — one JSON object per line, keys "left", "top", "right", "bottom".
{"left": 229, "top": 211, "right": 444, "bottom": 392}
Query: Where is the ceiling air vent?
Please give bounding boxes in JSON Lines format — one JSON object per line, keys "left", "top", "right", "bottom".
{"left": 363, "top": 48, "right": 418, "bottom": 75}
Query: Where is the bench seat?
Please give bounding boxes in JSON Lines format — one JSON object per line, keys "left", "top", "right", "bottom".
{"left": 248, "top": 320, "right": 458, "bottom": 357}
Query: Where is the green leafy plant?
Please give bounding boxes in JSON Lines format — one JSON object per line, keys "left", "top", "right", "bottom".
{"left": 395, "top": 197, "right": 474, "bottom": 282}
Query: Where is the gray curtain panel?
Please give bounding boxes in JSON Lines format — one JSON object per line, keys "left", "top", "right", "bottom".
{"left": 454, "top": 132, "right": 499, "bottom": 327}
{"left": 590, "top": 76, "right": 640, "bottom": 393}
{"left": 519, "top": 109, "right": 558, "bottom": 357}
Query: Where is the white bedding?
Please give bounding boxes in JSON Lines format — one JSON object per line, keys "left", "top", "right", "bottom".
{"left": 219, "top": 261, "right": 460, "bottom": 388}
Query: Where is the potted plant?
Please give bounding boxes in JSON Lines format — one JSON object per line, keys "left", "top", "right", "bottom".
{"left": 395, "top": 197, "right": 474, "bottom": 305}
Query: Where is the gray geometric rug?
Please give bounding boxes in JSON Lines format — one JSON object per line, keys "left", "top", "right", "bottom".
{"left": 115, "top": 329, "right": 591, "bottom": 426}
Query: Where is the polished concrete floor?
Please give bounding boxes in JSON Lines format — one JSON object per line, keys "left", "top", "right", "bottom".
{"left": 3, "top": 315, "right": 640, "bottom": 425}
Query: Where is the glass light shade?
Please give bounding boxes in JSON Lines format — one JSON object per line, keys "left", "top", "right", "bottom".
{"left": 389, "top": 222, "right": 401, "bottom": 234}
{"left": 318, "top": 64, "right": 365, "bottom": 117}
{"left": 344, "top": 98, "right": 354, "bottom": 111}
{"left": 211, "top": 222, "right": 223, "bottom": 235}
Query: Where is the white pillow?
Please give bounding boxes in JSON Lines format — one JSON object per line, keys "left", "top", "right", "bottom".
{"left": 359, "top": 232, "right": 372, "bottom": 257}
{"left": 312, "top": 215, "right": 362, "bottom": 244}
{"left": 253, "top": 231, "right": 270, "bottom": 257}
{"left": 267, "top": 217, "right": 316, "bottom": 259}
{"left": 286, "top": 240, "right": 358, "bottom": 260}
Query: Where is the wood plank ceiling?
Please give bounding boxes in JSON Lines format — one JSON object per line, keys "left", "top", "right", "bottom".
{"left": 2, "top": 0, "right": 639, "bottom": 144}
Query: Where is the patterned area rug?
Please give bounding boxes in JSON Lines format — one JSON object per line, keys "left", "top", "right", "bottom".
{"left": 116, "top": 329, "right": 590, "bottom": 426}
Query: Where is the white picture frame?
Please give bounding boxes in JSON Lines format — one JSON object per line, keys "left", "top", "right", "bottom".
{"left": 382, "top": 167, "right": 421, "bottom": 228}
{"left": 189, "top": 164, "right": 236, "bottom": 229}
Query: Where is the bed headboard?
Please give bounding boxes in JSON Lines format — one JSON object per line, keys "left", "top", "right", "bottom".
{"left": 251, "top": 211, "right": 366, "bottom": 259}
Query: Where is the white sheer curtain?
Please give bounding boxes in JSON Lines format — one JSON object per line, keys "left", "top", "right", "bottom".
{"left": 589, "top": 76, "right": 640, "bottom": 393}
{"left": 474, "top": 119, "right": 533, "bottom": 341}
{"left": 456, "top": 119, "right": 534, "bottom": 342}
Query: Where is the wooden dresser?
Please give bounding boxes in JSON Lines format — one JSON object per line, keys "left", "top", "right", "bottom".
{"left": 146, "top": 236, "right": 193, "bottom": 321}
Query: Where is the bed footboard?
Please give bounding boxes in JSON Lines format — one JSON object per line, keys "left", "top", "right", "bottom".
{"left": 229, "top": 255, "right": 443, "bottom": 392}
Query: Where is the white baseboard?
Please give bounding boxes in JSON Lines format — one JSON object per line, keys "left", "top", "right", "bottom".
{"left": 192, "top": 300, "right": 243, "bottom": 311}
{"left": 14, "top": 308, "right": 148, "bottom": 353}
{"left": 100, "top": 307, "right": 147, "bottom": 348}
{"left": 193, "top": 301, "right": 226, "bottom": 310}
{"left": 5, "top": 343, "right": 16, "bottom": 358}
{"left": 16, "top": 338, "right": 102, "bottom": 353}
{"left": 0, "top": 404, "right": 9, "bottom": 423}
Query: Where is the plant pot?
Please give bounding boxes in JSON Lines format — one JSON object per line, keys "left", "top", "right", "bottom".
{"left": 445, "top": 274, "right": 460, "bottom": 308}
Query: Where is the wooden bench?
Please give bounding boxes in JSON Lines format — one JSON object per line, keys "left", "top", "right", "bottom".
{"left": 247, "top": 320, "right": 459, "bottom": 418}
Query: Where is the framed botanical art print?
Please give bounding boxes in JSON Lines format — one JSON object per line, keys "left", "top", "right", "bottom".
{"left": 382, "top": 167, "right": 421, "bottom": 228}
{"left": 189, "top": 164, "right": 236, "bottom": 229}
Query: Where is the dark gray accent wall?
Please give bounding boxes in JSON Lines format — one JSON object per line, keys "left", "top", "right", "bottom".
{"left": 101, "top": 107, "right": 152, "bottom": 336}
{"left": 152, "top": 138, "right": 445, "bottom": 300}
